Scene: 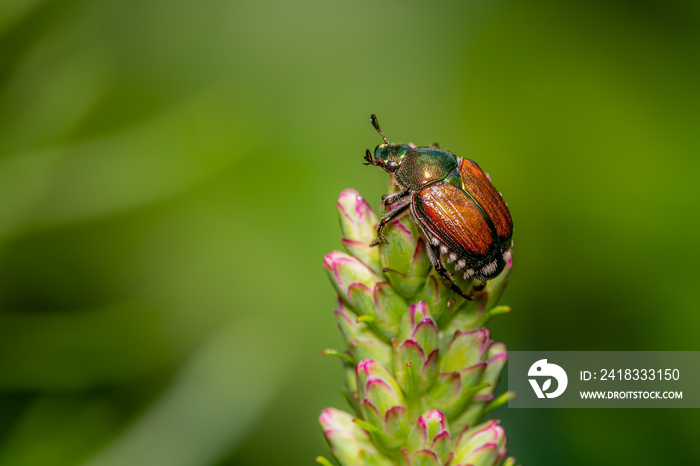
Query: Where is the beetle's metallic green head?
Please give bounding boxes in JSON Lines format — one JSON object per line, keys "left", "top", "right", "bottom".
{"left": 363, "top": 114, "right": 410, "bottom": 173}
{"left": 364, "top": 144, "right": 410, "bottom": 173}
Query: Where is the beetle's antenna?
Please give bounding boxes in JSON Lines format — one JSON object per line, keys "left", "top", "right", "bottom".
{"left": 370, "top": 114, "right": 389, "bottom": 144}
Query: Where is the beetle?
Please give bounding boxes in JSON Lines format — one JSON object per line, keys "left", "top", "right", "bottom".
{"left": 363, "top": 114, "right": 513, "bottom": 300}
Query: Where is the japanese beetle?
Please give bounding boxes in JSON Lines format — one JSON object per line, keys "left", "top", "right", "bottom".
{"left": 364, "top": 114, "right": 513, "bottom": 299}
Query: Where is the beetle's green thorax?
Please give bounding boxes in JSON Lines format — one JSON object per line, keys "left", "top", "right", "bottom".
{"left": 394, "top": 148, "right": 458, "bottom": 190}
{"left": 370, "top": 143, "right": 411, "bottom": 173}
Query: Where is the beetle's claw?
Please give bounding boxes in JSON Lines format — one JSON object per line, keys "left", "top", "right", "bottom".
{"left": 438, "top": 274, "right": 474, "bottom": 301}
{"left": 450, "top": 281, "right": 475, "bottom": 300}
{"left": 370, "top": 228, "right": 387, "bottom": 246}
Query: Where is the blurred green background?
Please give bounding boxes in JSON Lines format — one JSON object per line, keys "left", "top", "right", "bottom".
{"left": 0, "top": 0, "right": 698, "bottom": 464}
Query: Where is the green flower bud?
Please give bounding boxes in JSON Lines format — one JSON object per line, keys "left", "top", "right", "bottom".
{"left": 427, "top": 371, "right": 462, "bottom": 415}
{"left": 481, "top": 343, "right": 508, "bottom": 391}
{"left": 427, "top": 329, "right": 493, "bottom": 418}
{"left": 397, "top": 302, "right": 439, "bottom": 356}
{"left": 356, "top": 359, "right": 409, "bottom": 450}
{"left": 475, "top": 343, "right": 508, "bottom": 407}
{"left": 334, "top": 297, "right": 393, "bottom": 369}
{"left": 404, "top": 410, "right": 453, "bottom": 465}
{"left": 324, "top": 251, "right": 380, "bottom": 310}
{"left": 319, "top": 408, "right": 393, "bottom": 466}
{"left": 373, "top": 282, "right": 408, "bottom": 339}
{"left": 324, "top": 251, "right": 405, "bottom": 339}
{"left": 440, "top": 329, "right": 489, "bottom": 373}
{"left": 379, "top": 215, "right": 432, "bottom": 298}
{"left": 452, "top": 420, "right": 507, "bottom": 466}
{"left": 451, "top": 342, "right": 509, "bottom": 432}
{"left": 338, "top": 189, "right": 381, "bottom": 272}
{"left": 394, "top": 302, "right": 439, "bottom": 395}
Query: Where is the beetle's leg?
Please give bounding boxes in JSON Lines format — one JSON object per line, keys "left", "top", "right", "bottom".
{"left": 430, "top": 142, "right": 440, "bottom": 149}
{"left": 425, "top": 242, "right": 473, "bottom": 301}
{"left": 370, "top": 202, "right": 411, "bottom": 246}
{"left": 381, "top": 187, "right": 411, "bottom": 207}
{"left": 472, "top": 279, "right": 487, "bottom": 291}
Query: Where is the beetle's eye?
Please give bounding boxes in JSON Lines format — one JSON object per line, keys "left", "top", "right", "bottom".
{"left": 386, "top": 161, "right": 398, "bottom": 171}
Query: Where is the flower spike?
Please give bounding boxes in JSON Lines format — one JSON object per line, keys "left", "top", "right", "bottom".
{"left": 320, "top": 185, "right": 518, "bottom": 465}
